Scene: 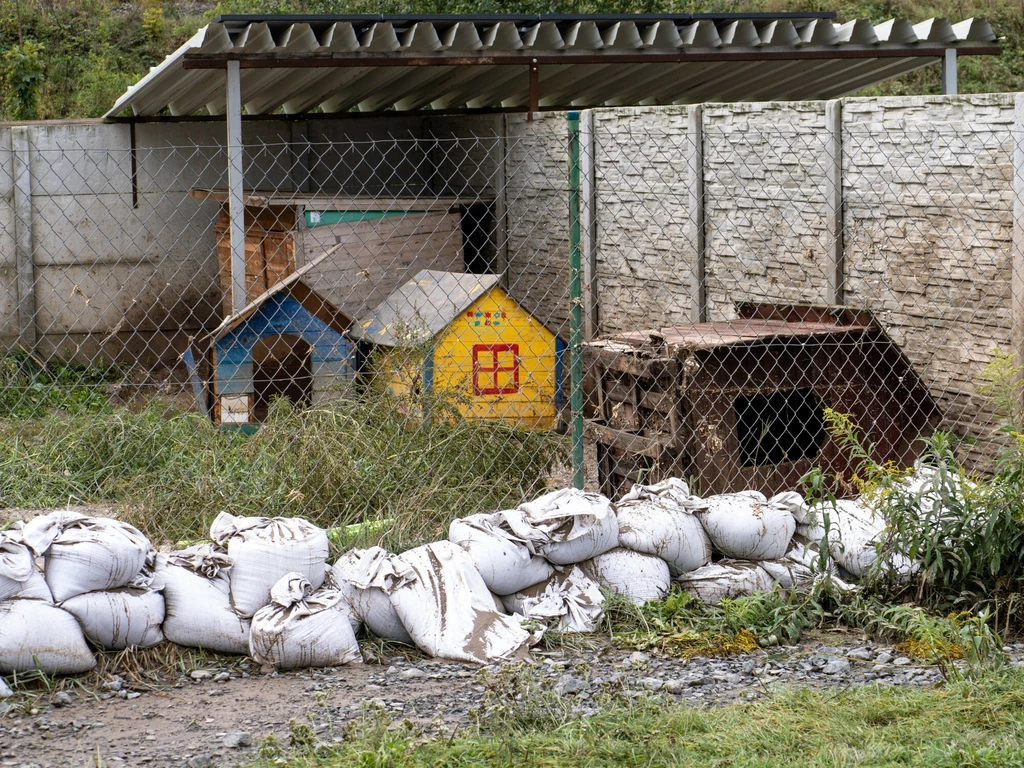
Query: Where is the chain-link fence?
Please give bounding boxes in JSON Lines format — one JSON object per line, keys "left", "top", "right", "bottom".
{"left": 0, "top": 100, "right": 1014, "bottom": 546}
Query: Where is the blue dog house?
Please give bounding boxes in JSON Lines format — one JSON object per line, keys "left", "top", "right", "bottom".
{"left": 209, "top": 266, "right": 356, "bottom": 425}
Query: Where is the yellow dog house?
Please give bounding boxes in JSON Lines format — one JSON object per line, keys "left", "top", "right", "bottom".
{"left": 351, "top": 270, "right": 565, "bottom": 430}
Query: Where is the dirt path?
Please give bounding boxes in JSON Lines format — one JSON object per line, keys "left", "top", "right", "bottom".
{"left": 7, "top": 636, "right": 1019, "bottom": 768}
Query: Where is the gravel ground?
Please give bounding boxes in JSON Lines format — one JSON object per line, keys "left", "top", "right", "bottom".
{"left": 4, "top": 636, "right": 1023, "bottom": 768}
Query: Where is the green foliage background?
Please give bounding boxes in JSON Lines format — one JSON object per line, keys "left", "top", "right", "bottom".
{"left": 0, "top": 0, "right": 1020, "bottom": 120}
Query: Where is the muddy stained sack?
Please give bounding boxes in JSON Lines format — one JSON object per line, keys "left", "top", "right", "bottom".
{"left": 327, "top": 548, "right": 412, "bottom": 643}
{"left": 249, "top": 573, "right": 361, "bottom": 670}
{"left": 502, "top": 566, "right": 604, "bottom": 633}
{"left": 60, "top": 570, "right": 165, "bottom": 651}
{"left": 384, "top": 541, "right": 535, "bottom": 664}
{"left": 321, "top": 565, "right": 361, "bottom": 634}
{"left": 580, "top": 548, "right": 671, "bottom": 606}
{"left": 616, "top": 479, "right": 711, "bottom": 575}
{"left": 21, "top": 511, "right": 150, "bottom": 603}
{"left": 155, "top": 546, "right": 251, "bottom": 654}
{"left": 675, "top": 560, "right": 774, "bottom": 606}
{"left": 0, "top": 530, "right": 52, "bottom": 602}
{"left": 0, "top": 599, "right": 96, "bottom": 675}
{"left": 449, "top": 513, "right": 553, "bottom": 595}
{"left": 506, "top": 489, "right": 619, "bottom": 566}
{"left": 210, "top": 513, "right": 329, "bottom": 618}
{"left": 697, "top": 491, "right": 797, "bottom": 561}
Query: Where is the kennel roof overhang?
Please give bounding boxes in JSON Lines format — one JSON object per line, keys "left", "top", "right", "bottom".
{"left": 104, "top": 13, "right": 999, "bottom": 118}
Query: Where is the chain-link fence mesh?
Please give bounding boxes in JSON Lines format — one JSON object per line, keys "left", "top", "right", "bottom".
{"left": 0, "top": 103, "right": 1013, "bottom": 547}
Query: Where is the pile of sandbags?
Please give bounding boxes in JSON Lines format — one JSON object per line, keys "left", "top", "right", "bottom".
{"left": 1, "top": 472, "right": 926, "bottom": 686}
{"left": 1, "top": 511, "right": 157, "bottom": 676}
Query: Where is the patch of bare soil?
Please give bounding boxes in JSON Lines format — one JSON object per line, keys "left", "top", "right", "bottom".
{"left": 7, "top": 637, "right": 1016, "bottom": 768}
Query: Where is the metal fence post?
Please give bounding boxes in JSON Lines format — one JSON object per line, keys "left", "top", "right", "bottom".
{"left": 226, "top": 60, "right": 247, "bottom": 316}
{"left": 568, "top": 111, "right": 585, "bottom": 490}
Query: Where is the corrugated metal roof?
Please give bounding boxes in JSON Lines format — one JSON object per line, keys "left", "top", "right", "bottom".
{"left": 105, "top": 13, "right": 998, "bottom": 117}
{"left": 351, "top": 269, "right": 502, "bottom": 346}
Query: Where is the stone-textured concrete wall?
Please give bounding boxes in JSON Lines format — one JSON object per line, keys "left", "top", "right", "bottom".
{"left": 500, "top": 94, "right": 1017, "bottom": 466}
{"left": 841, "top": 94, "right": 1015, "bottom": 466}
{"left": 592, "top": 106, "right": 693, "bottom": 333}
{"left": 504, "top": 112, "right": 572, "bottom": 335}
{"left": 702, "top": 101, "right": 834, "bottom": 320}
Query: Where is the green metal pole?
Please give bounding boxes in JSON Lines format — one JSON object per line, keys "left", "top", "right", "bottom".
{"left": 568, "top": 111, "right": 585, "bottom": 490}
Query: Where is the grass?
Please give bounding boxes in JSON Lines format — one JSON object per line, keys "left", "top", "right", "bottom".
{"left": 0, "top": 389, "right": 563, "bottom": 547}
{"left": 241, "top": 666, "right": 1024, "bottom": 768}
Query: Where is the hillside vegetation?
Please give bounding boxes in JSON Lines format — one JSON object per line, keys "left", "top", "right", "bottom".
{"left": 0, "top": 0, "right": 1020, "bottom": 120}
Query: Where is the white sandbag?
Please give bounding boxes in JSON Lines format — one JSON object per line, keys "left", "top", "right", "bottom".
{"left": 770, "top": 491, "right": 814, "bottom": 525}
{"left": 22, "top": 511, "right": 150, "bottom": 603}
{"left": 0, "top": 676, "right": 11, "bottom": 698}
{"left": 155, "top": 547, "right": 251, "bottom": 654}
{"left": 210, "top": 513, "right": 329, "bottom": 618}
{"left": 383, "top": 541, "right": 534, "bottom": 663}
{"left": 675, "top": 560, "right": 774, "bottom": 606}
{"left": 502, "top": 566, "right": 605, "bottom": 633}
{"left": 0, "top": 530, "right": 52, "bottom": 602}
{"left": 581, "top": 548, "right": 671, "bottom": 606}
{"left": 249, "top": 573, "right": 361, "bottom": 670}
{"left": 449, "top": 513, "right": 553, "bottom": 595}
{"left": 327, "top": 548, "right": 412, "bottom": 643}
{"left": 805, "top": 499, "right": 914, "bottom": 579}
{"left": 506, "top": 489, "right": 619, "bottom": 565}
{"left": 0, "top": 599, "right": 96, "bottom": 675}
{"left": 697, "top": 491, "right": 796, "bottom": 561}
{"left": 616, "top": 478, "right": 711, "bottom": 575}
{"left": 60, "top": 571, "right": 165, "bottom": 651}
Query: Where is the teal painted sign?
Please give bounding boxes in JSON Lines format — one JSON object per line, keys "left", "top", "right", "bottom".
{"left": 304, "top": 210, "right": 425, "bottom": 228}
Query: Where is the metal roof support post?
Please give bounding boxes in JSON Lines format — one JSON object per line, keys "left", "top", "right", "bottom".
{"left": 941, "top": 48, "right": 957, "bottom": 95}
{"left": 226, "top": 60, "right": 247, "bottom": 316}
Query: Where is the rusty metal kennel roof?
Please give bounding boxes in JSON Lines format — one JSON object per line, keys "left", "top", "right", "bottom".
{"left": 105, "top": 13, "right": 999, "bottom": 117}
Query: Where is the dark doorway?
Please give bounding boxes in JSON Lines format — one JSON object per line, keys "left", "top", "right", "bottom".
{"left": 734, "top": 388, "right": 825, "bottom": 467}
{"left": 461, "top": 203, "right": 497, "bottom": 274}
{"left": 252, "top": 334, "right": 312, "bottom": 421}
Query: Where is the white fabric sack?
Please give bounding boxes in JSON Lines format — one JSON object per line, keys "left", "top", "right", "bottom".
{"left": 0, "top": 599, "right": 96, "bottom": 675}
{"left": 502, "top": 566, "right": 604, "bottom": 633}
{"left": 249, "top": 573, "right": 361, "bottom": 670}
{"left": 210, "top": 513, "right": 329, "bottom": 618}
{"left": 60, "top": 571, "right": 165, "bottom": 651}
{"left": 155, "top": 546, "right": 251, "bottom": 654}
{"left": 321, "top": 565, "right": 361, "bottom": 634}
{"left": 22, "top": 511, "right": 150, "bottom": 603}
{"left": 697, "top": 491, "right": 797, "bottom": 561}
{"left": 761, "top": 541, "right": 854, "bottom": 593}
{"left": 581, "top": 548, "right": 671, "bottom": 605}
{"left": 383, "top": 541, "right": 534, "bottom": 663}
{"left": 770, "top": 491, "right": 814, "bottom": 526}
{"left": 805, "top": 499, "right": 914, "bottom": 579}
{"left": 616, "top": 478, "right": 711, "bottom": 575}
{"left": 506, "top": 489, "right": 619, "bottom": 565}
{"left": 0, "top": 530, "right": 52, "bottom": 602}
{"left": 327, "top": 548, "right": 412, "bottom": 643}
{"left": 0, "top": 676, "right": 11, "bottom": 698}
{"left": 449, "top": 513, "right": 553, "bottom": 595}
{"left": 675, "top": 560, "right": 774, "bottom": 606}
